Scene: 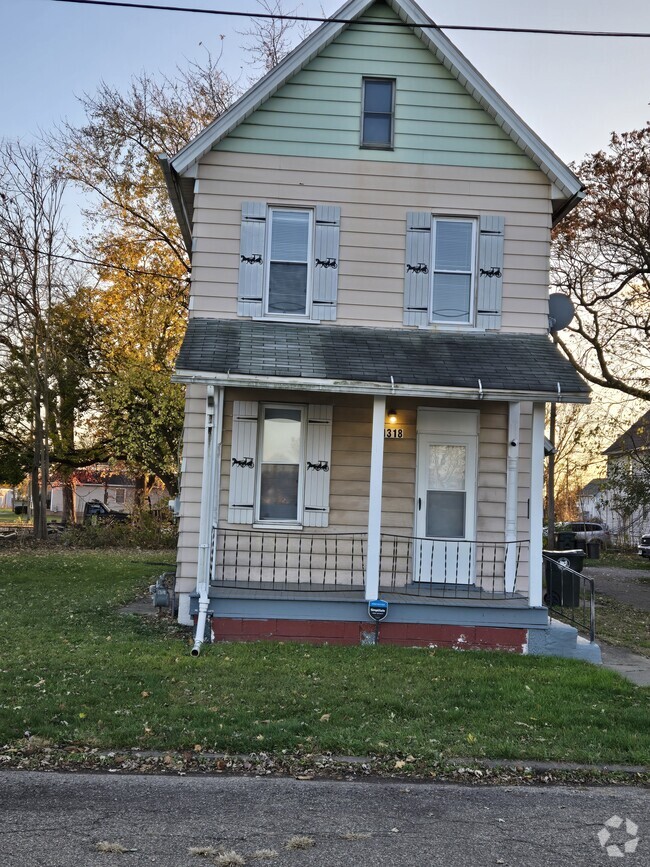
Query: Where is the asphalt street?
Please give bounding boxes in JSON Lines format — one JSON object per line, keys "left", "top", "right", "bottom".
{"left": 0, "top": 772, "right": 647, "bottom": 866}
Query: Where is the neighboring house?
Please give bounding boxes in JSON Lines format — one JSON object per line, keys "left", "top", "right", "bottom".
{"left": 579, "top": 410, "right": 650, "bottom": 544}
{"left": 0, "top": 487, "right": 14, "bottom": 510}
{"left": 49, "top": 468, "right": 166, "bottom": 519}
{"left": 161, "top": 0, "right": 589, "bottom": 654}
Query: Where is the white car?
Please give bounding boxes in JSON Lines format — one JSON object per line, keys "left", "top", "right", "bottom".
{"left": 639, "top": 533, "right": 650, "bottom": 558}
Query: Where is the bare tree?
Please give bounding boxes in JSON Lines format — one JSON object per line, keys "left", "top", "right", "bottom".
{"left": 0, "top": 141, "right": 68, "bottom": 537}
{"left": 239, "top": 0, "right": 312, "bottom": 74}
{"left": 552, "top": 125, "right": 650, "bottom": 402}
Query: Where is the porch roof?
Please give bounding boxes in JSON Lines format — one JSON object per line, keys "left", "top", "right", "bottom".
{"left": 174, "top": 318, "right": 589, "bottom": 402}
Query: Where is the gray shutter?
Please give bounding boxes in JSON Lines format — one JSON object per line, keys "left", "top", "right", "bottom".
{"left": 404, "top": 211, "right": 432, "bottom": 326}
{"left": 227, "top": 400, "right": 258, "bottom": 524}
{"left": 237, "top": 202, "right": 266, "bottom": 317}
{"left": 476, "top": 215, "right": 505, "bottom": 330}
{"left": 312, "top": 205, "right": 341, "bottom": 321}
{"left": 303, "top": 404, "right": 333, "bottom": 528}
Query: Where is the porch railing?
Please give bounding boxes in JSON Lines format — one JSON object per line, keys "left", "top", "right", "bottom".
{"left": 210, "top": 528, "right": 528, "bottom": 600}
{"left": 379, "top": 534, "right": 528, "bottom": 599}
{"left": 212, "top": 528, "right": 367, "bottom": 590}
{"left": 542, "top": 553, "right": 596, "bottom": 642}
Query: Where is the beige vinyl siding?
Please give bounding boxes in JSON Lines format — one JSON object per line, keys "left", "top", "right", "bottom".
{"left": 176, "top": 386, "right": 533, "bottom": 592}
{"left": 190, "top": 151, "right": 552, "bottom": 333}
{"left": 175, "top": 384, "right": 205, "bottom": 595}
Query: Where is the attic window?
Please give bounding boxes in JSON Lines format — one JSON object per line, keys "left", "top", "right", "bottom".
{"left": 361, "top": 78, "right": 395, "bottom": 148}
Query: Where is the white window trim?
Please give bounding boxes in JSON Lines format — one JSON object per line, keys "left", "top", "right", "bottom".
{"left": 263, "top": 206, "right": 314, "bottom": 319}
{"left": 360, "top": 77, "right": 396, "bottom": 150}
{"left": 429, "top": 216, "right": 478, "bottom": 327}
{"left": 254, "top": 402, "right": 307, "bottom": 526}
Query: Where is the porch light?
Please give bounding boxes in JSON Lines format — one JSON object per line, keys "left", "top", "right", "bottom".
{"left": 387, "top": 408, "right": 398, "bottom": 424}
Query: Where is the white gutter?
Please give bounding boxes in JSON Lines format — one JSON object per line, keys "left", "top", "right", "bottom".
{"left": 191, "top": 385, "right": 224, "bottom": 656}
{"left": 172, "top": 370, "right": 590, "bottom": 405}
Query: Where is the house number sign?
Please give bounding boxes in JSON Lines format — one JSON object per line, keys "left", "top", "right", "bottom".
{"left": 384, "top": 427, "right": 405, "bottom": 439}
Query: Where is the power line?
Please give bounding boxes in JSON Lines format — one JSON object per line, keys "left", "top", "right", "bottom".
{"left": 0, "top": 238, "right": 189, "bottom": 281}
{"left": 51, "top": 0, "right": 650, "bottom": 38}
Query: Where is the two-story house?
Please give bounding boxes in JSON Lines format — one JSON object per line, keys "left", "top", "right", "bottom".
{"left": 160, "top": 0, "right": 589, "bottom": 655}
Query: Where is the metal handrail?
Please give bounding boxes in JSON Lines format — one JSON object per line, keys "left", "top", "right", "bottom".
{"left": 542, "top": 553, "right": 596, "bottom": 642}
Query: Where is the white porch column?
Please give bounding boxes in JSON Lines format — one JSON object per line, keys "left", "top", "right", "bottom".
{"left": 365, "top": 395, "right": 386, "bottom": 601}
{"left": 192, "top": 385, "right": 224, "bottom": 655}
{"left": 504, "top": 401, "right": 521, "bottom": 593}
{"left": 528, "top": 401, "right": 545, "bottom": 608}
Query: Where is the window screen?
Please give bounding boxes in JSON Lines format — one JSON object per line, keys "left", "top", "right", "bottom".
{"left": 431, "top": 219, "right": 475, "bottom": 323}
{"left": 267, "top": 210, "right": 311, "bottom": 315}
{"left": 362, "top": 78, "right": 395, "bottom": 147}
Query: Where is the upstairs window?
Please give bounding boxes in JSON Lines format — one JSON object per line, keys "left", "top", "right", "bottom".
{"left": 404, "top": 212, "right": 505, "bottom": 330}
{"left": 361, "top": 78, "right": 395, "bottom": 148}
{"left": 430, "top": 218, "right": 477, "bottom": 324}
{"left": 266, "top": 208, "right": 312, "bottom": 316}
{"left": 238, "top": 202, "right": 341, "bottom": 322}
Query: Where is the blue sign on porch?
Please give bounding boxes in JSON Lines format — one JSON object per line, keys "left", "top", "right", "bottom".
{"left": 368, "top": 599, "right": 388, "bottom": 623}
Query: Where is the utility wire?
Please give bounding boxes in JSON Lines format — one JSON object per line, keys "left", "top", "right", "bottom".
{"left": 51, "top": 0, "right": 650, "bottom": 38}
{"left": 0, "top": 238, "right": 189, "bottom": 281}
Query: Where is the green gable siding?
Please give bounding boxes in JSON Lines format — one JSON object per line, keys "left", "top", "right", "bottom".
{"left": 213, "top": 2, "right": 538, "bottom": 171}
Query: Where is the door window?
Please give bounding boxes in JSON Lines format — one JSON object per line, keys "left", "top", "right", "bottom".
{"left": 425, "top": 444, "right": 467, "bottom": 538}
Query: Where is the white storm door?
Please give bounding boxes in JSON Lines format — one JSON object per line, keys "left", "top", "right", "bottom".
{"left": 415, "top": 433, "right": 477, "bottom": 584}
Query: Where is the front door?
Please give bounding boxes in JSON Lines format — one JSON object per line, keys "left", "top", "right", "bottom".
{"left": 415, "top": 425, "right": 477, "bottom": 584}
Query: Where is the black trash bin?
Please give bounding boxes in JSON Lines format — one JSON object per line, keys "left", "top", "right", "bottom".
{"left": 543, "top": 549, "right": 584, "bottom": 607}
{"left": 556, "top": 530, "right": 577, "bottom": 550}
{"left": 586, "top": 539, "right": 601, "bottom": 559}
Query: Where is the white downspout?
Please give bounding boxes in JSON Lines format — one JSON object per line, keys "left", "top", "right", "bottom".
{"left": 504, "top": 401, "right": 521, "bottom": 593}
{"left": 365, "top": 395, "right": 386, "bottom": 601}
{"left": 191, "top": 385, "right": 224, "bottom": 656}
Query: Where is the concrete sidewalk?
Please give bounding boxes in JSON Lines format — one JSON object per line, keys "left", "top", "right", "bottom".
{"left": 600, "top": 642, "right": 650, "bottom": 687}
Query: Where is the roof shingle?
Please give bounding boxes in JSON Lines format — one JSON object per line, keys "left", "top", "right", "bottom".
{"left": 176, "top": 318, "right": 589, "bottom": 397}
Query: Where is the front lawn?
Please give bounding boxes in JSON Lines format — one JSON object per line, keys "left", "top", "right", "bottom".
{"left": 0, "top": 509, "right": 26, "bottom": 524}
{"left": 1, "top": 550, "right": 648, "bottom": 766}
{"left": 585, "top": 550, "right": 650, "bottom": 571}
{"left": 595, "top": 594, "right": 650, "bottom": 658}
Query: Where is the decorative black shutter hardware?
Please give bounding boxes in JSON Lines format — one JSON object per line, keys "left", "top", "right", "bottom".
{"left": 406, "top": 262, "right": 429, "bottom": 274}
{"left": 479, "top": 267, "right": 502, "bottom": 278}
{"left": 307, "top": 460, "right": 330, "bottom": 472}
{"left": 232, "top": 457, "right": 254, "bottom": 468}
{"left": 240, "top": 254, "right": 262, "bottom": 265}
{"left": 315, "top": 258, "right": 337, "bottom": 269}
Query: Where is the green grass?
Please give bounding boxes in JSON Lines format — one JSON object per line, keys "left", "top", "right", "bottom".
{"left": 595, "top": 594, "right": 650, "bottom": 658}
{"left": 0, "top": 509, "right": 26, "bottom": 524}
{"left": 1, "top": 550, "right": 649, "bottom": 765}
{"left": 585, "top": 550, "right": 650, "bottom": 570}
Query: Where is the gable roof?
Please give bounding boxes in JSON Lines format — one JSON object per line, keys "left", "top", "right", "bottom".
{"left": 579, "top": 478, "right": 608, "bottom": 498}
{"left": 174, "top": 318, "right": 590, "bottom": 402}
{"left": 603, "top": 409, "right": 650, "bottom": 456}
{"left": 165, "top": 0, "right": 583, "bottom": 236}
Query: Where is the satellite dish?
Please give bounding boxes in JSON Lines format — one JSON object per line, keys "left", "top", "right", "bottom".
{"left": 548, "top": 293, "right": 575, "bottom": 332}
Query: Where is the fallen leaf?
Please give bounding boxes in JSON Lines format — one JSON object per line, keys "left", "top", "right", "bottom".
{"left": 319, "top": 713, "right": 331, "bottom": 722}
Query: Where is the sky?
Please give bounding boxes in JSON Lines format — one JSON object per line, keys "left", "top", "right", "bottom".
{"left": 1, "top": 0, "right": 650, "bottom": 166}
